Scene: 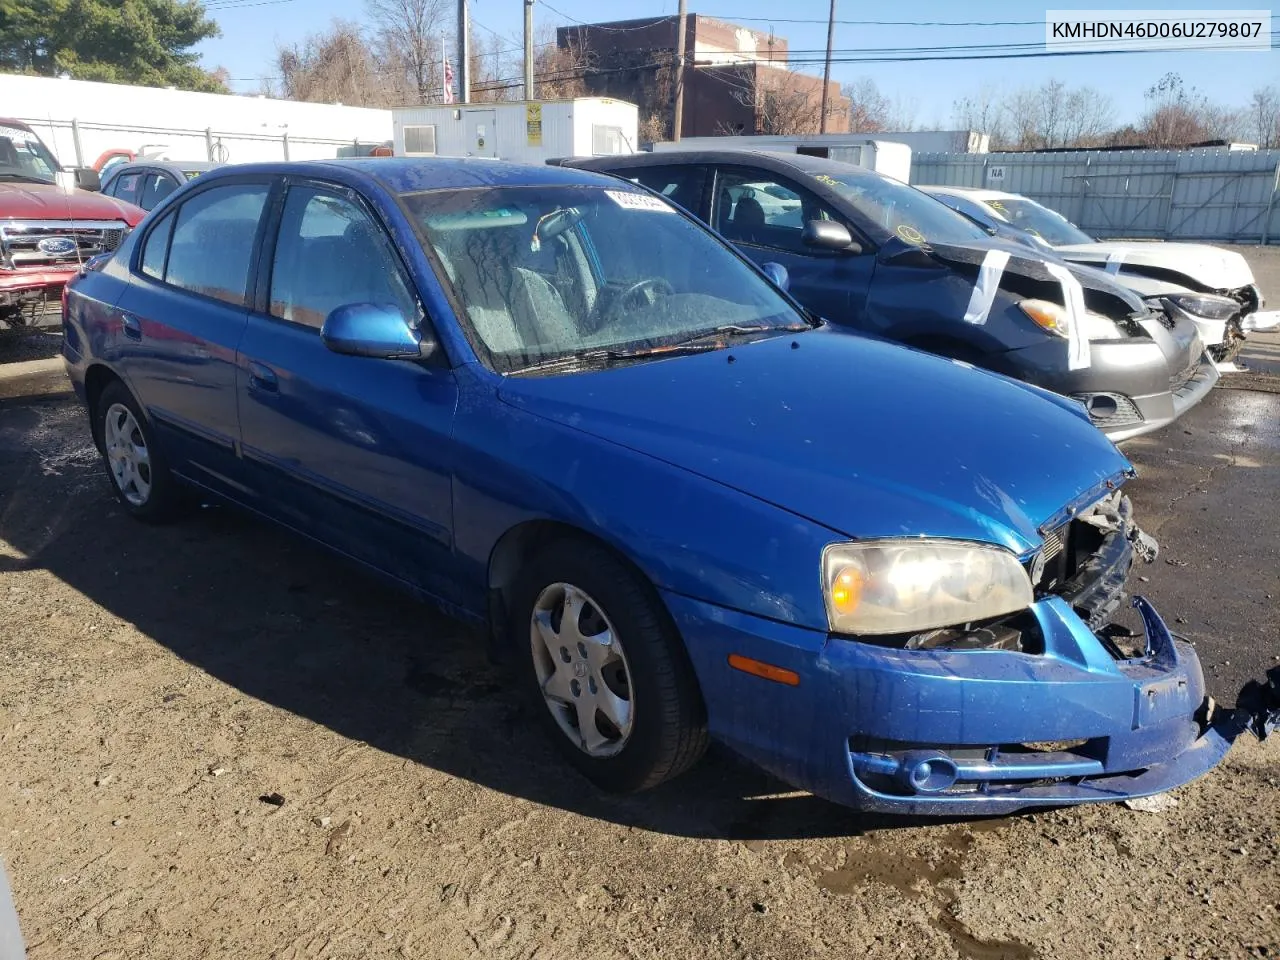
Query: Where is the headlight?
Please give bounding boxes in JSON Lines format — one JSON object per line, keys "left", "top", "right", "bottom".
{"left": 1163, "top": 293, "right": 1239, "bottom": 321}
{"left": 1018, "top": 299, "right": 1124, "bottom": 340}
{"left": 822, "top": 539, "right": 1034, "bottom": 637}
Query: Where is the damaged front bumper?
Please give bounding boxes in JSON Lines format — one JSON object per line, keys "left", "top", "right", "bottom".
{"left": 664, "top": 493, "right": 1260, "bottom": 816}
{"left": 668, "top": 589, "right": 1235, "bottom": 817}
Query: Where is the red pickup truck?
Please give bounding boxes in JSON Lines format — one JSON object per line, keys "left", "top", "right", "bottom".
{"left": 1, "top": 118, "right": 145, "bottom": 325}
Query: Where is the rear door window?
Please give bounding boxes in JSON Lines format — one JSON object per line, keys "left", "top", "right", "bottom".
{"left": 140, "top": 172, "right": 180, "bottom": 210}
{"left": 619, "top": 165, "right": 706, "bottom": 215}
{"left": 163, "top": 183, "right": 270, "bottom": 306}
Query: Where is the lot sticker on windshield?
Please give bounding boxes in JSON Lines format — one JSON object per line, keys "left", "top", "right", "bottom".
{"left": 604, "top": 190, "right": 673, "bottom": 212}
{"left": 896, "top": 224, "right": 928, "bottom": 246}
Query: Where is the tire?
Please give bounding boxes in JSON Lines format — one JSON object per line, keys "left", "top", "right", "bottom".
{"left": 96, "top": 380, "right": 184, "bottom": 522}
{"left": 510, "top": 538, "right": 708, "bottom": 793}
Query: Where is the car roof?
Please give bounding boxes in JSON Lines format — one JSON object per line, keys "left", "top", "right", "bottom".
{"left": 105, "top": 160, "right": 219, "bottom": 177}
{"left": 195, "top": 157, "right": 624, "bottom": 193}
{"left": 920, "top": 185, "right": 1018, "bottom": 202}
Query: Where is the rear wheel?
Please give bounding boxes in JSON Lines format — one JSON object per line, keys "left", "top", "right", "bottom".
{"left": 96, "top": 380, "right": 184, "bottom": 521}
{"left": 510, "top": 539, "right": 708, "bottom": 793}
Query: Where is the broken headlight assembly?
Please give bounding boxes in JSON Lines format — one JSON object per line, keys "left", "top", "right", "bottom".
{"left": 822, "top": 540, "right": 1034, "bottom": 640}
{"left": 1017, "top": 298, "right": 1133, "bottom": 340}
{"left": 1161, "top": 292, "right": 1239, "bottom": 320}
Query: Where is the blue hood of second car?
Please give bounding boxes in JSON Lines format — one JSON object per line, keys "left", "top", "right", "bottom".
{"left": 497, "top": 329, "right": 1130, "bottom": 554}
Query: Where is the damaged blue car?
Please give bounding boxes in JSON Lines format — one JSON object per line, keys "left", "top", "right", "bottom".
{"left": 62, "top": 158, "right": 1234, "bottom": 815}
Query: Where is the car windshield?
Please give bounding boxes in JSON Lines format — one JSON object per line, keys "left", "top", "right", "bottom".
{"left": 984, "top": 196, "right": 1095, "bottom": 246}
{"left": 403, "top": 184, "right": 806, "bottom": 373}
{"left": 811, "top": 170, "right": 989, "bottom": 247}
{"left": 0, "top": 124, "right": 60, "bottom": 183}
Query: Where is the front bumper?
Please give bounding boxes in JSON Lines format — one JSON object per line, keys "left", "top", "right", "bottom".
{"left": 994, "top": 333, "right": 1218, "bottom": 443}
{"left": 666, "top": 591, "right": 1230, "bottom": 816}
{"left": 0, "top": 266, "right": 78, "bottom": 306}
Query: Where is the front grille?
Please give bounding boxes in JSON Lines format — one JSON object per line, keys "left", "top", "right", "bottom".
{"left": 1071, "top": 392, "right": 1144, "bottom": 428}
{"left": 0, "top": 219, "right": 128, "bottom": 269}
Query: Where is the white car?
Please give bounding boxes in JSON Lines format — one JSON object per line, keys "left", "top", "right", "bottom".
{"left": 921, "top": 185, "right": 1279, "bottom": 363}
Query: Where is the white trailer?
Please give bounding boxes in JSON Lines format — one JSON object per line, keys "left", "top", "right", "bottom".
{"left": 392, "top": 98, "right": 638, "bottom": 164}
{"left": 0, "top": 72, "right": 392, "bottom": 167}
{"left": 650, "top": 135, "right": 912, "bottom": 182}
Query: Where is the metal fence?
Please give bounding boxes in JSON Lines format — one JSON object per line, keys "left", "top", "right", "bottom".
{"left": 21, "top": 117, "right": 386, "bottom": 169}
{"left": 911, "top": 149, "right": 1280, "bottom": 244}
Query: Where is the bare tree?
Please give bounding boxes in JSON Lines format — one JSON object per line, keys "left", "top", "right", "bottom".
{"left": 1062, "top": 86, "right": 1115, "bottom": 147}
{"left": 952, "top": 85, "right": 1008, "bottom": 146}
{"left": 532, "top": 26, "right": 591, "bottom": 100}
{"left": 365, "top": 0, "right": 449, "bottom": 105}
{"left": 276, "top": 20, "right": 391, "bottom": 106}
{"left": 1138, "top": 72, "right": 1231, "bottom": 146}
{"left": 1249, "top": 85, "right": 1280, "bottom": 148}
{"left": 842, "top": 77, "right": 890, "bottom": 132}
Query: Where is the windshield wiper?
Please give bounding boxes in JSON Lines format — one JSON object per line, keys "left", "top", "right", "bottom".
{"left": 511, "top": 322, "right": 813, "bottom": 376}
{"left": 514, "top": 341, "right": 727, "bottom": 376}
{"left": 0, "top": 173, "right": 55, "bottom": 184}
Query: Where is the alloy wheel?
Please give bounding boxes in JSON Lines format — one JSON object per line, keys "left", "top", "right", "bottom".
{"left": 103, "top": 402, "right": 152, "bottom": 506}
{"left": 530, "top": 582, "right": 635, "bottom": 758}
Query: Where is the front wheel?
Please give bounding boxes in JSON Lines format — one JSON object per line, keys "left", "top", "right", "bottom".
{"left": 510, "top": 539, "right": 708, "bottom": 793}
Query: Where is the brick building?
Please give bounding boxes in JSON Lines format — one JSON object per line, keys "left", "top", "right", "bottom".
{"left": 556, "top": 15, "right": 849, "bottom": 141}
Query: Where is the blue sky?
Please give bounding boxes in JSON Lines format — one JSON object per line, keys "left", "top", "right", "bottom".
{"left": 198, "top": 0, "right": 1280, "bottom": 127}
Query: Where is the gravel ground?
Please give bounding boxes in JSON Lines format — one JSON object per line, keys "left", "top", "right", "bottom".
{"left": 0, "top": 252, "right": 1277, "bottom": 959}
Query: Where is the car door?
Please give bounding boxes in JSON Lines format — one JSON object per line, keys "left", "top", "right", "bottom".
{"left": 112, "top": 177, "right": 272, "bottom": 495}
{"left": 709, "top": 166, "right": 875, "bottom": 327}
{"left": 236, "top": 178, "right": 461, "bottom": 605}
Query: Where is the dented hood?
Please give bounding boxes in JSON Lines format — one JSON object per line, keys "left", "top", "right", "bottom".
{"left": 499, "top": 329, "right": 1130, "bottom": 554}
{"left": 1054, "top": 241, "right": 1255, "bottom": 291}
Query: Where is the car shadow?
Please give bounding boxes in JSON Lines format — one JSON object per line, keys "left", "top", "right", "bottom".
{"left": 0, "top": 399, "right": 1017, "bottom": 840}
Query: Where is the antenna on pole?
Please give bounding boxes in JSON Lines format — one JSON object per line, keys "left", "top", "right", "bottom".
{"left": 457, "top": 0, "right": 471, "bottom": 103}
{"left": 524, "top": 0, "right": 535, "bottom": 101}
{"left": 820, "top": 0, "right": 837, "bottom": 133}
{"left": 671, "top": 0, "right": 687, "bottom": 142}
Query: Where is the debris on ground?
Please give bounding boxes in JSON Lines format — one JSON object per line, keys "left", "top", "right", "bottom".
{"left": 1123, "top": 793, "right": 1180, "bottom": 813}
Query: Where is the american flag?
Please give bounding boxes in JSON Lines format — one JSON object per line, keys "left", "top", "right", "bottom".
{"left": 443, "top": 58, "right": 455, "bottom": 103}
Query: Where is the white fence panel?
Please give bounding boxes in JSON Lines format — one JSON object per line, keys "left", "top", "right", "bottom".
{"left": 912, "top": 148, "right": 1280, "bottom": 244}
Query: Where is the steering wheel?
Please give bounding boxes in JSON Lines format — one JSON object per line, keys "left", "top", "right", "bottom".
{"left": 610, "top": 277, "right": 675, "bottom": 319}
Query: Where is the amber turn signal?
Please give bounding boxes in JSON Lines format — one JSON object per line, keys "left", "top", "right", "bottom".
{"left": 728, "top": 653, "right": 800, "bottom": 686}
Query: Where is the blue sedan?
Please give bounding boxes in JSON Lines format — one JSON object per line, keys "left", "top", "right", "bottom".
{"left": 61, "top": 158, "right": 1230, "bottom": 815}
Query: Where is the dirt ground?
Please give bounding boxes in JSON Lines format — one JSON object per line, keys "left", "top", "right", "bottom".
{"left": 1, "top": 257, "right": 1278, "bottom": 959}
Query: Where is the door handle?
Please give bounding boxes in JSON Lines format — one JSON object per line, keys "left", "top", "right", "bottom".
{"left": 247, "top": 360, "right": 279, "bottom": 393}
{"left": 119, "top": 312, "right": 142, "bottom": 340}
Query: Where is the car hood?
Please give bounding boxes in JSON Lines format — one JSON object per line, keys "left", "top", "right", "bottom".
{"left": 498, "top": 329, "right": 1130, "bottom": 554}
{"left": 900, "top": 235, "right": 1149, "bottom": 315}
{"left": 0, "top": 181, "right": 143, "bottom": 224}
{"left": 1054, "top": 241, "right": 1255, "bottom": 291}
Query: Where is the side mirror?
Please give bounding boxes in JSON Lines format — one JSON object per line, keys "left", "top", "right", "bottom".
{"left": 74, "top": 167, "right": 101, "bottom": 192}
{"left": 320, "top": 303, "right": 435, "bottom": 360}
{"left": 760, "top": 262, "right": 790, "bottom": 291}
{"left": 802, "top": 219, "right": 861, "bottom": 255}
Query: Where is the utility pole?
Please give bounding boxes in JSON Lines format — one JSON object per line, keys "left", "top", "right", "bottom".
{"left": 671, "top": 0, "right": 687, "bottom": 141}
{"left": 524, "top": 0, "right": 535, "bottom": 101}
{"left": 457, "top": 0, "right": 471, "bottom": 103}
{"left": 820, "top": 0, "right": 836, "bottom": 133}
